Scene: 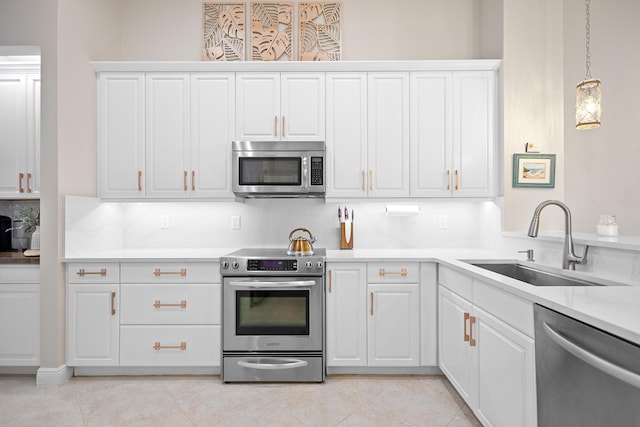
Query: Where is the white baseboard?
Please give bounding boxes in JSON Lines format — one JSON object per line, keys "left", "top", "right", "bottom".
{"left": 36, "top": 365, "right": 73, "bottom": 387}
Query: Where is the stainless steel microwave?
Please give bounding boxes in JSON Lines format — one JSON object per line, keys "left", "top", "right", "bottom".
{"left": 232, "top": 141, "right": 325, "bottom": 198}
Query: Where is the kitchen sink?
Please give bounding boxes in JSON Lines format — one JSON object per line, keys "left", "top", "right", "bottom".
{"left": 469, "top": 262, "right": 603, "bottom": 287}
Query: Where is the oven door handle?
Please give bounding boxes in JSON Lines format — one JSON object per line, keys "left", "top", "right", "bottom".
{"left": 238, "top": 357, "right": 308, "bottom": 370}
{"left": 227, "top": 280, "right": 317, "bottom": 288}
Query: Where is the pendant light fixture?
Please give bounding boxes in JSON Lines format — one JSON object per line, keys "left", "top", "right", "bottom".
{"left": 575, "top": 0, "right": 602, "bottom": 129}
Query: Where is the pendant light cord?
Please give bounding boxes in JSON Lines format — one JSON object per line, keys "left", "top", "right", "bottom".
{"left": 585, "top": 0, "right": 592, "bottom": 80}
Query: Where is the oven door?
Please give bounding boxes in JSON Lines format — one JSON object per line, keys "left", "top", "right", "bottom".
{"left": 223, "top": 277, "right": 324, "bottom": 352}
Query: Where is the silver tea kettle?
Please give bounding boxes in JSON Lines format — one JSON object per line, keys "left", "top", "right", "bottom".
{"left": 286, "top": 227, "right": 316, "bottom": 256}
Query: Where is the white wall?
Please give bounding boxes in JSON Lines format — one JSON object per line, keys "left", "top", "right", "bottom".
{"left": 563, "top": 0, "right": 640, "bottom": 235}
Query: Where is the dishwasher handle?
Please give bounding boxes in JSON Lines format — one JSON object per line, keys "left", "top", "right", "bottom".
{"left": 543, "top": 322, "right": 640, "bottom": 389}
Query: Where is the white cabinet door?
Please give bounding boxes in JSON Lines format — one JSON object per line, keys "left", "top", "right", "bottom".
{"left": 453, "top": 71, "right": 496, "bottom": 197}
{"left": 367, "top": 73, "right": 410, "bottom": 197}
{"left": 190, "top": 73, "right": 235, "bottom": 198}
{"left": 475, "top": 307, "right": 536, "bottom": 427}
{"left": 0, "top": 74, "right": 27, "bottom": 197}
{"left": 236, "top": 72, "right": 280, "bottom": 140}
{"left": 26, "top": 74, "right": 40, "bottom": 197}
{"left": 67, "top": 284, "right": 119, "bottom": 366}
{"left": 326, "top": 72, "right": 368, "bottom": 198}
{"left": 439, "top": 286, "right": 475, "bottom": 405}
{"left": 98, "top": 73, "right": 145, "bottom": 198}
{"left": 410, "top": 72, "right": 452, "bottom": 197}
{"left": 326, "top": 264, "right": 367, "bottom": 367}
{"left": 236, "top": 72, "right": 325, "bottom": 141}
{"left": 0, "top": 284, "right": 39, "bottom": 366}
{"left": 280, "top": 72, "right": 325, "bottom": 141}
{"left": 145, "top": 73, "right": 190, "bottom": 198}
{"left": 368, "top": 282, "right": 420, "bottom": 366}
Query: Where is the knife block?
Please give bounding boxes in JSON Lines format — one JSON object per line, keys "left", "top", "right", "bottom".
{"left": 340, "top": 222, "right": 353, "bottom": 250}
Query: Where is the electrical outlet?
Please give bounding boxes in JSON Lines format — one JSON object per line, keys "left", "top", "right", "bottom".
{"left": 231, "top": 216, "right": 241, "bottom": 230}
{"left": 160, "top": 215, "right": 170, "bottom": 229}
{"left": 438, "top": 215, "right": 448, "bottom": 230}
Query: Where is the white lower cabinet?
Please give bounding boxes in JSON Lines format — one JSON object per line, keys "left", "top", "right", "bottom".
{"left": 439, "top": 266, "right": 536, "bottom": 427}
{"left": 326, "top": 262, "right": 422, "bottom": 368}
{"left": 0, "top": 266, "right": 40, "bottom": 366}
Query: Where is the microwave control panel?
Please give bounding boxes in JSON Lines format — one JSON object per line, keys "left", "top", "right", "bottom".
{"left": 310, "top": 157, "right": 323, "bottom": 186}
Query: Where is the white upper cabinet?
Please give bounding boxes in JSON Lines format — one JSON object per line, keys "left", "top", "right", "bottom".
{"left": 367, "top": 73, "right": 410, "bottom": 197}
{"left": 98, "top": 73, "right": 146, "bottom": 198}
{"left": 325, "top": 73, "right": 368, "bottom": 197}
{"left": 410, "top": 71, "right": 496, "bottom": 197}
{"left": 236, "top": 72, "right": 325, "bottom": 141}
{"left": 0, "top": 70, "right": 40, "bottom": 199}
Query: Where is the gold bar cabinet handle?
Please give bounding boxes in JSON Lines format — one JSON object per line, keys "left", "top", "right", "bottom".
{"left": 183, "top": 171, "right": 188, "bottom": 191}
{"left": 369, "top": 170, "right": 374, "bottom": 191}
{"left": 153, "top": 268, "right": 187, "bottom": 277}
{"left": 153, "top": 342, "right": 187, "bottom": 351}
{"left": 455, "top": 170, "right": 460, "bottom": 190}
{"left": 447, "top": 170, "right": 451, "bottom": 190}
{"left": 19, "top": 173, "right": 24, "bottom": 193}
{"left": 27, "top": 173, "right": 32, "bottom": 193}
{"left": 274, "top": 116, "right": 278, "bottom": 136}
{"left": 191, "top": 171, "right": 195, "bottom": 191}
{"left": 469, "top": 315, "right": 477, "bottom": 347}
{"left": 379, "top": 268, "right": 407, "bottom": 277}
{"left": 111, "top": 291, "right": 116, "bottom": 315}
{"left": 463, "top": 312, "right": 470, "bottom": 342}
{"left": 153, "top": 300, "right": 187, "bottom": 309}
{"left": 370, "top": 292, "right": 374, "bottom": 316}
{"left": 138, "top": 171, "right": 142, "bottom": 192}
{"left": 328, "top": 270, "right": 332, "bottom": 293}
{"left": 77, "top": 268, "right": 107, "bottom": 277}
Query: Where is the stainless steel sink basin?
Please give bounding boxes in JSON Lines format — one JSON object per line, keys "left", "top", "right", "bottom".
{"left": 470, "top": 263, "right": 603, "bottom": 287}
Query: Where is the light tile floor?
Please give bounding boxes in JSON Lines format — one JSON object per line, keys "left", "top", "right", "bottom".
{"left": 1, "top": 374, "right": 482, "bottom": 426}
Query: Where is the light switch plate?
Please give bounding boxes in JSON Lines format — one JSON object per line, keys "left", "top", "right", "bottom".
{"left": 438, "top": 215, "right": 448, "bottom": 230}
{"left": 160, "top": 215, "right": 170, "bottom": 229}
{"left": 231, "top": 216, "right": 241, "bottom": 230}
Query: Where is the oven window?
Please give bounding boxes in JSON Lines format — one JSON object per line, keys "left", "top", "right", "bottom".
{"left": 238, "top": 157, "right": 301, "bottom": 186}
{"left": 236, "top": 290, "right": 309, "bottom": 335}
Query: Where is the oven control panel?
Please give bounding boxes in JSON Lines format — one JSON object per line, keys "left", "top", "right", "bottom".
{"left": 247, "top": 259, "right": 298, "bottom": 271}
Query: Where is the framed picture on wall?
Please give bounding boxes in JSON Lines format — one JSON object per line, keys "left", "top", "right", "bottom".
{"left": 512, "top": 153, "right": 556, "bottom": 188}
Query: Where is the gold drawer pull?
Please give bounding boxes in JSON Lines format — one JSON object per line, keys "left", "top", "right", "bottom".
{"left": 138, "top": 170, "right": 142, "bottom": 192}
{"left": 111, "top": 292, "right": 116, "bottom": 315}
{"left": 447, "top": 170, "right": 451, "bottom": 190}
{"left": 153, "top": 299, "right": 187, "bottom": 309}
{"left": 19, "top": 173, "right": 24, "bottom": 193}
{"left": 153, "top": 268, "right": 187, "bottom": 277}
{"left": 469, "top": 315, "right": 477, "bottom": 347}
{"left": 77, "top": 268, "right": 107, "bottom": 277}
{"left": 153, "top": 341, "right": 187, "bottom": 351}
{"left": 464, "top": 312, "right": 470, "bottom": 342}
{"left": 379, "top": 268, "right": 407, "bottom": 277}
{"left": 455, "top": 170, "right": 460, "bottom": 190}
{"left": 27, "top": 173, "right": 32, "bottom": 193}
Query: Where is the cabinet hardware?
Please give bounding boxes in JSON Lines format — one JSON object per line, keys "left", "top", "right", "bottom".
{"left": 379, "top": 268, "right": 407, "bottom": 277}
{"left": 469, "top": 315, "right": 477, "bottom": 346}
{"left": 183, "top": 171, "right": 187, "bottom": 191}
{"left": 370, "top": 292, "right": 374, "bottom": 316}
{"left": 19, "top": 173, "right": 24, "bottom": 193}
{"left": 455, "top": 170, "right": 460, "bottom": 190}
{"left": 328, "top": 270, "right": 332, "bottom": 293}
{"left": 153, "top": 268, "right": 187, "bottom": 277}
{"left": 153, "top": 299, "right": 187, "bottom": 309}
{"left": 282, "top": 115, "right": 285, "bottom": 137}
{"left": 77, "top": 268, "right": 107, "bottom": 277}
{"left": 111, "top": 291, "right": 116, "bottom": 315}
{"left": 138, "top": 171, "right": 142, "bottom": 191}
{"left": 153, "top": 341, "right": 187, "bottom": 351}
{"left": 27, "top": 173, "right": 32, "bottom": 193}
{"left": 274, "top": 116, "right": 278, "bottom": 136}
{"left": 369, "top": 170, "right": 374, "bottom": 191}
{"left": 361, "top": 171, "right": 365, "bottom": 192}
{"left": 447, "top": 170, "right": 451, "bottom": 190}
{"left": 464, "top": 312, "right": 470, "bottom": 342}
{"left": 191, "top": 171, "right": 195, "bottom": 191}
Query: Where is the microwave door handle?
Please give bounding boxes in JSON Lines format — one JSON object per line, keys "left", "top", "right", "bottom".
{"left": 302, "top": 156, "right": 309, "bottom": 189}
{"left": 228, "top": 280, "right": 317, "bottom": 288}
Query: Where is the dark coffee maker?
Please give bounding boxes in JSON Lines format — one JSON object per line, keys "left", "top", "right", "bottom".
{"left": 0, "top": 215, "right": 11, "bottom": 251}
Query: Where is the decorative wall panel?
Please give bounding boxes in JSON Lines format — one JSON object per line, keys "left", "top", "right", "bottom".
{"left": 251, "top": 2, "right": 293, "bottom": 61}
{"left": 202, "top": 3, "right": 246, "bottom": 61}
{"left": 299, "top": 2, "right": 342, "bottom": 61}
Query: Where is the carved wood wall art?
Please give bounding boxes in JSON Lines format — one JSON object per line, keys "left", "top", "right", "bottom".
{"left": 202, "top": 2, "right": 246, "bottom": 61}
{"left": 299, "top": 2, "right": 342, "bottom": 61}
{"left": 251, "top": 2, "right": 293, "bottom": 61}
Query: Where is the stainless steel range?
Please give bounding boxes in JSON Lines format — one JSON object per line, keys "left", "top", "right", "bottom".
{"left": 220, "top": 248, "right": 325, "bottom": 383}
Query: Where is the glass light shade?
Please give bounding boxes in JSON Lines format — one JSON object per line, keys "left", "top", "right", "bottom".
{"left": 575, "top": 78, "right": 602, "bottom": 129}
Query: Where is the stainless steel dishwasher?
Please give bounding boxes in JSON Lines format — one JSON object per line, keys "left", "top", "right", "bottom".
{"left": 534, "top": 304, "right": 640, "bottom": 427}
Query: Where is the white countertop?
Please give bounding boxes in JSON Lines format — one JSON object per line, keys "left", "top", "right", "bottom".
{"left": 63, "top": 247, "right": 640, "bottom": 347}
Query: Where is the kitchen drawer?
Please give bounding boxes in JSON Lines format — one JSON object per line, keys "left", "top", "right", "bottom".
{"left": 67, "top": 263, "right": 119, "bottom": 284}
{"left": 473, "top": 279, "right": 534, "bottom": 337}
{"left": 367, "top": 262, "right": 419, "bottom": 283}
{"left": 120, "top": 283, "right": 220, "bottom": 325}
{"left": 121, "top": 262, "right": 219, "bottom": 284}
{"left": 120, "top": 325, "right": 220, "bottom": 366}
{"left": 0, "top": 265, "right": 40, "bottom": 283}
{"left": 438, "top": 265, "right": 472, "bottom": 300}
